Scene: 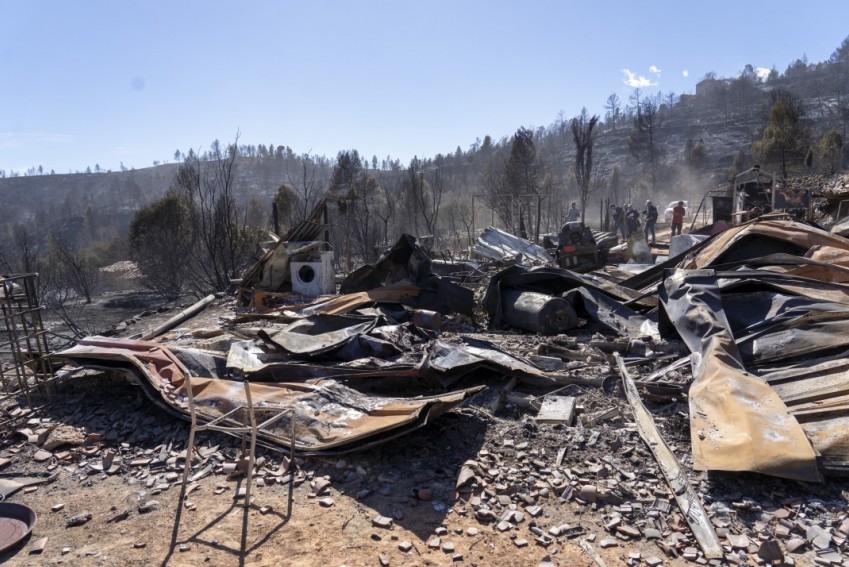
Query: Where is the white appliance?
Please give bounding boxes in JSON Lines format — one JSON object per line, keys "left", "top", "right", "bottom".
{"left": 290, "top": 245, "right": 335, "bottom": 297}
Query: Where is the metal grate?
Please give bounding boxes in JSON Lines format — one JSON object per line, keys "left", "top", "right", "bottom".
{"left": 0, "top": 273, "right": 54, "bottom": 407}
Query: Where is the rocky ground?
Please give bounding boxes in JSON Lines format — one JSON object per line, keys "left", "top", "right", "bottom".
{"left": 4, "top": 212, "right": 849, "bottom": 566}
{"left": 1, "top": 302, "right": 848, "bottom": 567}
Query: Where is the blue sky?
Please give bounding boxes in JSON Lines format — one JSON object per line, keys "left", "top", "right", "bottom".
{"left": 1, "top": 0, "right": 847, "bottom": 174}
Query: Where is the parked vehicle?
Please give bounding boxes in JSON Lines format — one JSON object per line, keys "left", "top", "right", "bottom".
{"left": 554, "top": 222, "right": 608, "bottom": 272}
{"left": 663, "top": 200, "right": 688, "bottom": 223}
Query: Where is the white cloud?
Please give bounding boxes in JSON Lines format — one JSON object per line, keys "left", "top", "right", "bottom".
{"left": 682, "top": 69, "right": 689, "bottom": 77}
{"left": 622, "top": 69, "right": 657, "bottom": 88}
{"left": 649, "top": 65, "right": 661, "bottom": 75}
{"left": 755, "top": 67, "right": 771, "bottom": 81}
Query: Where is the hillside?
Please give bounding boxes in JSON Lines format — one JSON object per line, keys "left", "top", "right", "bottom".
{"left": 1, "top": 40, "right": 848, "bottom": 255}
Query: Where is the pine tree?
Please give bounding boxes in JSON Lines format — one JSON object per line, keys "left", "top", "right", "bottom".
{"left": 752, "top": 97, "right": 811, "bottom": 178}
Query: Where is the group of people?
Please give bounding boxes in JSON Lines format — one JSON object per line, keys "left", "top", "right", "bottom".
{"left": 607, "top": 200, "right": 685, "bottom": 244}
{"left": 565, "top": 199, "right": 686, "bottom": 245}
{"left": 608, "top": 203, "right": 650, "bottom": 242}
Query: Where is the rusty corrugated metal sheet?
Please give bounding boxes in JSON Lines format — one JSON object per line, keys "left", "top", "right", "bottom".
{"left": 660, "top": 269, "right": 822, "bottom": 482}
{"left": 56, "top": 337, "right": 482, "bottom": 455}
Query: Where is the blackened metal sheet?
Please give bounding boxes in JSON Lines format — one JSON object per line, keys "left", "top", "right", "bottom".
{"left": 682, "top": 218, "right": 849, "bottom": 270}
{"left": 621, "top": 218, "right": 849, "bottom": 293}
{"left": 471, "top": 226, "right": 554, "bottom": 264}
{"left": 227, "top": 340, "right": 420, "bottom": 382}
{"left": 483, "top": 265, "right": 656, "bottom": 329}
{"left": 339, "top": 234, "right": 474, "bottom": 316}
{"left": 756, "top": 357, "right": 849, "bottom": 473}
{"left": 258, "top": 315, "right": 377, "bottom": 357}
{"left": 762, "top": 358, "right": 849, "bottom": 406}
{"left": 341, "top": 234, "right": 432, "bottom": 293}
{"left": 738, "top": 317, "right": 849, "bottom": 366}
{"left": 564, "top": 286, "right": 659, "bottom": 339}
{"left": 421, "top": 340, "right": 602, "bottom": 389}
{"left": 658, "top": 269, "right": 740, "bottom": 357}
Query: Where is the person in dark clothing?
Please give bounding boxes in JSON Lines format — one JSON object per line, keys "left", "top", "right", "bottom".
{"left": 609, "top": 203, "right": 625, "bottom": 239}
{"left": 643, "top": 199, "right": 658, "bottom": 244}
{"left": 624, "top": 204, "right": 640, "bottom": 238}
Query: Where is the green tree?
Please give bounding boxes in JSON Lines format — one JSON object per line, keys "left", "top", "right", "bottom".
{"left": 816, "top": 129, "right": 844, "bottom": 173}
{"left": 129, "top": 190, "right": 193, "bottom": 299}
{"left": 273, "top": 183, "right": 298, "bottom": 232}
{"left": 752, "top": 97, "right": 811, "bottom": 178}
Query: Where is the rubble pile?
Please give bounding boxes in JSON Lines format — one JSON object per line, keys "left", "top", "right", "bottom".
{"left": 3, "top": 214, "right": 849, "bottom": 565}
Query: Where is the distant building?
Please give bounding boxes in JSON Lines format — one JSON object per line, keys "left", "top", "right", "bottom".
{"left": 696, "top": 77, "right": 732, "bottom": 99}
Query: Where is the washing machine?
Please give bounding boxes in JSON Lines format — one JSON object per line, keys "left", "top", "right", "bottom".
{"left": 290, "top": 248, "right": 335, "bottom": 297}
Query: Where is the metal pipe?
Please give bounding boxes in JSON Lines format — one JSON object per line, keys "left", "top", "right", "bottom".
{"left": 140, "top": 294, "right": 217, "bottom": 341}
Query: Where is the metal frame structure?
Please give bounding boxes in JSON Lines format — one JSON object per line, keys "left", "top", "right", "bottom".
{"left": 178, "top": 378, "right": 296, "bottom": 516}
{"left": 0, "top": 273, "right": 54, "bottom": 408}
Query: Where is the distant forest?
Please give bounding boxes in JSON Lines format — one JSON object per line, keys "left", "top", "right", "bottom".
{"left": 1, "top": 36, "right": 848, "bottom": 305}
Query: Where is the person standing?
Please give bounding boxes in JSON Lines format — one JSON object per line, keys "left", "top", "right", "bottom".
{"left": 625, "top": 204, "right": 640, "bottom": 238}
{"left": 643, "top": 200, "right": 658, "bottom": 244}
{"left": 609, "top": 203, "right": 625, "bottom": 239}
{"left": 671, "top": 201, "right": 686, "bottom": 237}
{"left": 566, "top": 202, "right": 580, "bottom": 223}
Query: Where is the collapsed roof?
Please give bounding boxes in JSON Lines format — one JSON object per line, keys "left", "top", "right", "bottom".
{"left": 49, "top": 216, "right": 849, "bottom": 483}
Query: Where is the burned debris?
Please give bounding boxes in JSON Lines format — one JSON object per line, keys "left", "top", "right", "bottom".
{"left": 3, "top": 212, "right": 849, "bottom": 565}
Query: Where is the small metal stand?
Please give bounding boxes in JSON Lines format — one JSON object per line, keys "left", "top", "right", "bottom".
{"left": 0, "top": 274, "right": 54, "bottom": 411}
{"left": 178, "top": 378, "right": 296, "bottom": 515}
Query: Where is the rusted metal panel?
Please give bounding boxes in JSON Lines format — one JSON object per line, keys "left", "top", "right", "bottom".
{"left": 683, "top": 218, "right": 849, "bottom": 270}
{"left": 56, "top": 338, "right": 482, "bottom": 455}
{"left": 659, "top": 269, "right": 822, "bottom": 482}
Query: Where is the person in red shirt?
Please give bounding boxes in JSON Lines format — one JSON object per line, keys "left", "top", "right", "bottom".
{"left": 671, "top": 201, "right": 686, "bottom": 236}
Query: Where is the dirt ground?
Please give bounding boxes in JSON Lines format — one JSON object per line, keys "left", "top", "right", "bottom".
{"left": 0, "top": 378, "right": 616, "bottom": 567}
{"left": 2, "top": 368, "right": 847, "bottom": 567}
